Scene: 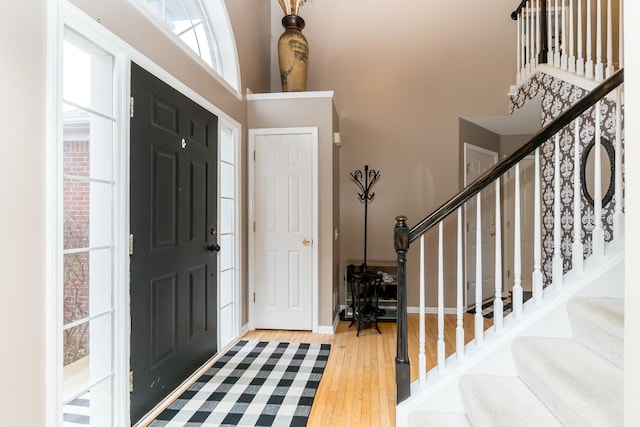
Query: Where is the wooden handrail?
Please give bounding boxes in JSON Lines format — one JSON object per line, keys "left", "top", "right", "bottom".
{"left": 511, "top": 0, "right": 529, "bottom": 20}
{"left": 407, "top": 68, "right": 623, "bottom": 244}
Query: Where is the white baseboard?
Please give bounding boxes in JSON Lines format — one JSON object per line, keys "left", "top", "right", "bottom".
{"left": 408, "top": 306, "right": 458, "bottom": 315}
{"left": 240, "top": 322, "right": 250, "bottom": 335}
{"left": 339, "top": 304, "right": 458, "bottom": 316}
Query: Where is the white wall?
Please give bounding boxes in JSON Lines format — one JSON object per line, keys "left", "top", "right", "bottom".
{"left": 0, "top": 1, "right": 48, "bottom": 425}
{"left": 624, "top": 2, "right": 640, "bottom": 425}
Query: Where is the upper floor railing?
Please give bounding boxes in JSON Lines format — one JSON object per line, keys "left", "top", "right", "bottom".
{"left": 511, "top": 0, "right": 623, "bottom": 86}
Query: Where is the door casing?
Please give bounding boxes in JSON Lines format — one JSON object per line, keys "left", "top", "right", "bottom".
{"left": 464, "top": 143, "right": 498, "bottom": 308}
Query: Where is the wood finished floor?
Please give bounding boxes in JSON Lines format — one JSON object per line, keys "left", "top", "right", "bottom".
{"left": 242, "top": 313, "right": 492, "bottom": 427}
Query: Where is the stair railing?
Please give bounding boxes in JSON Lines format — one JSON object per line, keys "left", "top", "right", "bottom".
{"left": 511, "top": 0, "right": 623, "bottom": 86}
{"left": 394, "top": 69, "right": 624, "bottom": 403}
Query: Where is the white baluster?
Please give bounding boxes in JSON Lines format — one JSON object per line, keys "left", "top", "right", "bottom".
{"left": 568, "top": 0, "right": 576, "bottom": 72}
{"left": 437, "top": 223, "right": 445, "bottom": 373}
{"left": 456, "top": 208, "right": 465, "bottom": 360}
{"left": 595, "top": 0, "right": 604, "bottom": 80}
{"left": 618, "top": 0, "right": 624, "bottom": 69}
{"left": 561, "top": 0, "right": 568, "bottom": 70}
{"left": 576, "top": 0, "right": 585, "bottom": 74}
{"left": 494, "top": 179, "right": 504, "bottom": 331}
{"left": 586, "top": 0, "right": 594, "bottom": 78}
{"left": 553, "top": 134, "right": 564, "bottom": 288}
{"left": 475, "top": 193, "right": 484, "bottom": 347}
{"left": 606, "top": 0, "right": 613, "bottom": 77}
{"left": 517, "top": 14, "right": 522, "bottom": 84}
{"left": 533, "top": 148, "right": 544, "bottom": 304}
{"left": 548, "top": 0, "right": 553, "bottom": 65}
{"left": 419, "top": 234, "right": 426, "bottom": 386}
{"left": 536, "top": 0, "right": 541, "bottom": 66}
{"left": 613, "top": 87, "right": 624, "bottom": 238}
{"left": 554, "top": 0, "right": 561, "bottom": 67}
{"left": 523, "top": 8, "right": 529, "bottom": 79}
{"left": 513, "top": 163, "right": 524, "bottom": 317}
{"left": 572, "top": 118, "right": 584, "bottom": 273}
{"left": 592, "top": 101, "right": 605, "bottom": 256}
{"left": 529, "top": 1, "right": 536, "bottom": 74}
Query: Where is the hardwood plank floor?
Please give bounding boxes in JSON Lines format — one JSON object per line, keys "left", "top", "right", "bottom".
{"left": 242, "top": 313, "right": 492, "bottom": 427}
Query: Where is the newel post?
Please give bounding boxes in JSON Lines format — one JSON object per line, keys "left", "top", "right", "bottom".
{"left": 394, "top": 215, "right": 411, "bottom": 403}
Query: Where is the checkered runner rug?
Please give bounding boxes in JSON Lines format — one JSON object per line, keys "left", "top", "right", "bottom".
{"left": 150, "top": 340, "right": 331, "bottom": 426}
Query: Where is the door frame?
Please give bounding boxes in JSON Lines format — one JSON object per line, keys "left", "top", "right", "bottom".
{"left": 248, "top": 127, "right": 319, "bottom": 332}
{"left": 463, "top": 143, "right": 498, "bottom": 308}
{"left": 48, "top": 3, "right": 243, "bottom": 425}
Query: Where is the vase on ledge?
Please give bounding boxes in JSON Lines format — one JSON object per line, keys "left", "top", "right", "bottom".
{"left": 278, "top": 14, "right": 308, "bottom": 92}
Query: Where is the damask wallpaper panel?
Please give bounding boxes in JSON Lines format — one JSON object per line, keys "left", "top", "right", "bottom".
{"left": 510, "top": 73, "right": 624, "bottom": 286}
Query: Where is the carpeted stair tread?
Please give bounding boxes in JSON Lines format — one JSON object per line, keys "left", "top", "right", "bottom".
{"left": 512, "top": 336, "right": 623, "bottom": 427}
{"left": 567, "top": 297, "right": 624, "bottom": 367}
{"left": 408, "top": 411, "right": 472, "bottom": 427}
{"left": 459, "top": 375, "right": 563, "bottom": 427}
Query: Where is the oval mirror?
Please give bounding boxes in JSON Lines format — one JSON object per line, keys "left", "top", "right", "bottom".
{"left": 580, "top": 137, "right": 615, "bottom": 206}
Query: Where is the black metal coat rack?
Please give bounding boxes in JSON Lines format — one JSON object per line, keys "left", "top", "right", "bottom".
{"left": 350, "top": 165, "right": 381, "bottom": 271}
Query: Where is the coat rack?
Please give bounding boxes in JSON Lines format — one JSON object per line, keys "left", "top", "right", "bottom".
{"left": 350, "top": 165, "right": 381, "bottom": 271}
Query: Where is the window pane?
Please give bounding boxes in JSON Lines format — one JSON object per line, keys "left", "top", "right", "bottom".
{"left": 63, "top": 377, "right": 113, "bottom": 426}
{"left": 63, "top": 107, "right": 115, "bottom": 182}
{"left": 63, "top": 249, "right": 113, "bottom": 326}
{"left": 63, "top": 315, "right": 113, "bottom": 398}
{"left": 220, "top": 127, "right": 234, "bottom": 164}
{"left": 64, "top": 180, "right": 113, "bottom": 250}
{"left": 63, "top": 30, "right": 114, "bottom": 118}
{"left": 139, "top": 0, "right": 221, "bottom": 73}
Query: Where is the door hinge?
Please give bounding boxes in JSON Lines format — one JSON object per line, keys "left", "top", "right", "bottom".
{"left": 253, "top": 150, "right": 256, "bottom": 161}
{"left": 253, "top": 222, "right": 256, "bottom": 232}
{"left": 130, "top": 96, "right": 135, "bottom": 118}
{"left": 129, "top": 234, "right": 134, "bottom": 256}
{"left": 253, "top": 292, "right": 256, "bottom": 303}
{"left": 129, "top": 371, "right": 134, "bottom": 392}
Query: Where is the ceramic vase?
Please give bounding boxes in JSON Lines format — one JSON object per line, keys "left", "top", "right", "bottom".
{"left": 278, "top": 14, "right": 308, "bottom": 92}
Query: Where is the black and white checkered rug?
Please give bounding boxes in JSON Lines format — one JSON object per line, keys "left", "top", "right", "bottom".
{"left": 150, "top": 340, "right": 331, "bottom": 426}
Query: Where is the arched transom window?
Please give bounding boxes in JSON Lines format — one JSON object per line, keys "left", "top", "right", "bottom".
{"left": 137, "top": 0, "right": 240, "bottom": 92}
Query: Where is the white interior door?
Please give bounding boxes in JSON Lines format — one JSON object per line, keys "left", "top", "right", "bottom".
{"left": 464, "top": 144, "right": 498, "bottom": 308}
{"left": 251, "top": 131, "right": 315, "bottom": 330}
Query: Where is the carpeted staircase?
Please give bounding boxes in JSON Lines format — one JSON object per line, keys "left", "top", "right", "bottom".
{"left": 409, "top": 296, "right": 624, "bottom": 427}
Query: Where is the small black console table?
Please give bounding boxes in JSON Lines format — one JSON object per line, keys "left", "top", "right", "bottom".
{"left": 348, "top": 270, "right": 383, "bottom": 336}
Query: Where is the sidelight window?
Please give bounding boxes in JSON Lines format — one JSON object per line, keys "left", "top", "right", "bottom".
{"left": 61, "top": 28, "right": 116, "bottom": 426}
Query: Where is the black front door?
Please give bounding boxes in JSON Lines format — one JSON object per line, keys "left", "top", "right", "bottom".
{"left": 129, "top": 62, "right": 218, "bottom": 423}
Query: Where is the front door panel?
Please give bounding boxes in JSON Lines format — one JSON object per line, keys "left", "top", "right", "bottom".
{"left": 129, "top": 62, "right": 218, "bottom": 423}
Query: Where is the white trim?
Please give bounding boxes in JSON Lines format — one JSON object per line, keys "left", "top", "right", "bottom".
{"left": 246, "top": 90, "right": 335, "bottom": 101}
{"left": 248, "top": 127, "right": 320, "bottom": 333}
{"left": 240, "top": 322, "right": 250, "bottom": 337}
{"left": 46, "top": 0, "right": 64, "bottom": 425}
{"left": 408, "top": 307, "right": 458, "bottom": 315}
{"left": 316, "top": 325, "right": 336, "bottom": 335}
{"left": 113, "top": 52, "right": 132, "bottom": 427}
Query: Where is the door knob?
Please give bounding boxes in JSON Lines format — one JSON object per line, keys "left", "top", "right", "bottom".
{"left": 302, "top": 238, "right": 311, "bottom": 246}
{"left": 208, "top": 244, "right": 221, "bottom": 252}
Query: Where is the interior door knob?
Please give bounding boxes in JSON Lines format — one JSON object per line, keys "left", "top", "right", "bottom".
{"left": 208, "top": 243, "right": 221, "bottom": 252}
{"left": 302, "top": 238, "right": 311, "bottom": 246}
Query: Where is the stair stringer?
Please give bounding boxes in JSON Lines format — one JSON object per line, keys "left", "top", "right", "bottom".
{"left": 396, "top": 243, "right": 624, "bottom": 427}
